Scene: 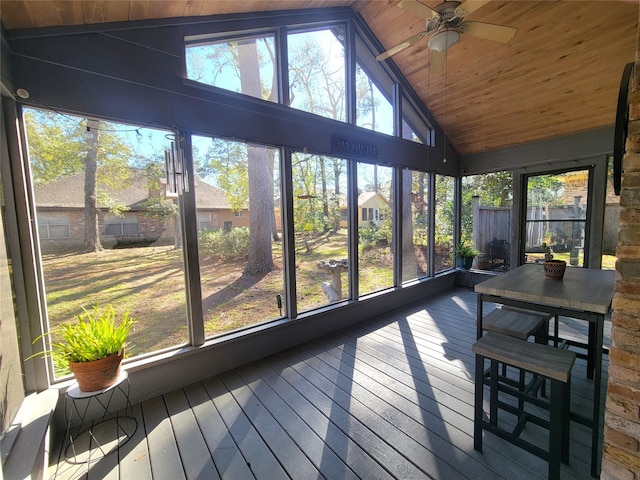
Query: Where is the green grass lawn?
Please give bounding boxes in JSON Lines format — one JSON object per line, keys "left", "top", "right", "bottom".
{"left": 42, "top": 230, "right": 395, "bottom": 365}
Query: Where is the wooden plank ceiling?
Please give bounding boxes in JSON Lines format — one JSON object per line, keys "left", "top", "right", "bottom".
{"left": 1, "top": 1, "right": 637, "bottom": 156}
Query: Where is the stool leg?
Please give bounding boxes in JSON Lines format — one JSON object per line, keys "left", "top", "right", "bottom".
{"left": 518, "top": 368, "right": 525, "bottom": 410}
{"left": 490, "top": 359, "right": 499, "bottom": 427}
{"left": 561, "top": 376, "right": 571, "bottom": 464}
{"left": 549, "top": 379, "right": 563, "bottom": 480}
{"left": 474, "top": 353, "right": 484, "bottom": 452}
{"left": 587, "top": 322, "right": 595, "bottom": 380}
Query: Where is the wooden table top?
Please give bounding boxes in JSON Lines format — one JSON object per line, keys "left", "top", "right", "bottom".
{"left": 475, "top": 264, "right": 616, "bottom": 315}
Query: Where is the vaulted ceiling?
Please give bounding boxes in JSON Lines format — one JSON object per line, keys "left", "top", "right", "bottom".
{"left": 1, "top": 1, "right": 637, "bottom": 156}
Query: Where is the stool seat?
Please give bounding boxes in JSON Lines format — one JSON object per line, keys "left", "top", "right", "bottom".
{"left": 473, "top": 332, "right": 575, "bottom": 382}
{"left": 481, "top": 307, "right": 551, "bottom": 340}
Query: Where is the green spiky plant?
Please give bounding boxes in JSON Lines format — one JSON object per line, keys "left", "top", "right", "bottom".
{"left": 456, "top": 243, "right": 482, "bottom": 259}
{"left": 32, "top": 304, "right": 133, "bottom": 372}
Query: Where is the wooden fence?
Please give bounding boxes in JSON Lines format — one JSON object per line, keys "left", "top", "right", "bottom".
{"left": 471, "top": 197, "right": 511, "bottom": 257}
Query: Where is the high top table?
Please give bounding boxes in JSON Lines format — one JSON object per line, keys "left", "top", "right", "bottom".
{"left": 475, "top": 264, "right": 615, "bottom": 478}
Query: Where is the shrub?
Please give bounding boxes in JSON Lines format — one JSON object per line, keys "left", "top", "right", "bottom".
{"left": 198, "top": 227, "right": 250, "bottom": 258}
{"left": 358, "top": 223, "right": 390, "bottom": 249}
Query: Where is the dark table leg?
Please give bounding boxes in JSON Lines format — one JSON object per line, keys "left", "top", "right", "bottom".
{"left": 590, "top": 315, "right": 604, "bottom": 477}
{"left": 476, "top": 293, "right": 484, "bottom": 340}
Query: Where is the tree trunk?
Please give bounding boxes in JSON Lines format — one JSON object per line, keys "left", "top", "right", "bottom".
{"left": 267, "top": 149, "right": 280, "bottom": 241}
{"left": 84, "top": 118, "right": 102, "bottom": 252}
{"left": 319, "top": 156, "right": 329, "bottom": 230}
{"left": 245, "top": 145, "right": 274, "bottom": 274}
{"left": 333, "top": 160, "right": 341, "bottom": 232}
{"left": 238, "top": 40, "right": 275, "bottom": 274}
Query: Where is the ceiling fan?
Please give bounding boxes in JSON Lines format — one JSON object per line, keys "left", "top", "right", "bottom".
{"left": 376, "top": 0, "right": 517, "bottom": 72}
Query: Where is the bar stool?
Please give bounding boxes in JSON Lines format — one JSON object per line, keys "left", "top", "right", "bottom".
{"left": 473, "top": 332, "right": 576, "bottom": 480}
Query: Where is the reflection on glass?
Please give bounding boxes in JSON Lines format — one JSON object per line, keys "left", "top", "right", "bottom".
{"left": 288, "top": 28, "right": 345, "bottom": 121}
{"left": 0, "top": 155, "right": 24, "bottom": 419}
{"left": 292, "top": 153, "right": 349, "bottom": 313}
{"left": 525, "top": 171, "right": 588, "bottom": 266}
{"left": 358, "top": 163, "right": 393, "bottom": 295}
{"left": 185, "top": 34, "right": 276, "bottom": 102}
{"left": 603, "top": 157, "right": 619, "bottom": 270}
{"left": 192, "top": 136, "right": 285, "bottom": 336}
{"left": 402, "top": 170, "right": 429, "bottom": 282}
{"left": 401, "top": 97, "right": 429, "bottom": 144}
{"left": 25, "top": 107, "right": 188, "bottom": 376}
{"left": 434, "top": 174, "right": 454, "bottom": 272}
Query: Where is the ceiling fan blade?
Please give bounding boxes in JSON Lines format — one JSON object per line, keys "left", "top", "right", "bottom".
{"left": 430, "top": 49, "right": 445, "bottom": 74}
{"left": 464, "top": 22, "right": 517, "bottom": 43}
{"left": 376, "top": 31, "right": 429, "bottom": 61}
{"left": 457, "top": 0, "right": 491, "bottom": 16}
{"left": 397, "top": 0, "right": 439, "bottom": 20}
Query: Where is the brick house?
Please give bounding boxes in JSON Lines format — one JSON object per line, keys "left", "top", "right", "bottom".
{"left": 34, "top": 171, "right": 249, "bottom": 253}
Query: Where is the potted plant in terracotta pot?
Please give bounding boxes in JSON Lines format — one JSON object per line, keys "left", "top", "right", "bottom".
{"left": 32, "top": 304, "right": 133, "bottom": 392}
{"left": 542, "top": 242, "right": 566, "bottom": 280}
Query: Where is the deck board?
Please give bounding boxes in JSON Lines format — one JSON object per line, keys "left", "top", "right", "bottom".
{"left": 48, "top": 287, "right": 610, "bottom": 479}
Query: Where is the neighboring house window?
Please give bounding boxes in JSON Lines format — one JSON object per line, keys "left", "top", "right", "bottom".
{"left": 38, "top": 214, "right": 70, "bottom": 239}
{"left": 197, "top": 212, "right": 212, "bottom": 231}
{"left": 234, "top": 211, "right": 244, "bottom": 218}
{"left": 362, "top": 209, "right": 368, "bottom": 221}
{"left": 104, "top": 213, "right": 138, "bottom": 235}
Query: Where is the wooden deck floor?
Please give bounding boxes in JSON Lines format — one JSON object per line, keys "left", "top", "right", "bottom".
{"left": 49, "top": 287, "right": 610, "bottom": 480}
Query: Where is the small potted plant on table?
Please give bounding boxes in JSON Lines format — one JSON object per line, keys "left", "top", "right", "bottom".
{"left": 542, "top": 242, "right": 567, "bottom": 280}
{"left": 33, "top": 304, "right": 133, "bottom": 392}
{"left": 456, "top": 243, "right": 481, "bottom": 270}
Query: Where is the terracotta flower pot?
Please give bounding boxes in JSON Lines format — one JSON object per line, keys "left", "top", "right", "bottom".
{"left": 69, "top": 350, "right": 124, "bottom": 392}
{"left": 543, "top": 260, "right": 567, "bottom": 280}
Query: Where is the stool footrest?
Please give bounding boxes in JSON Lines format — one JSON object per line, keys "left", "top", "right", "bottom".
{"left": 482, "top": 421, "right": 550, "bottom": 462}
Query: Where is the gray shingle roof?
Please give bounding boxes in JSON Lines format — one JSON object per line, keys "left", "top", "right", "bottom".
{"left": 34, "top": 172, "right": 232, "bottom": 209}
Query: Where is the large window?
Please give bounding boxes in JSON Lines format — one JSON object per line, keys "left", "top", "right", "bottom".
{"left": 185, "top": 33, "right": 277, "bottom": 102}
{"left": 358, "top": 163, "right": 393, "bottom": 295}
{"left": 292, "top": 153, "right": 349, "bottom": 313}
{"left": 401, "top": 97, "right": 431, "bottom": 145}
{"left": 193, "top": 136, "right": 285, "bottom": 336}
{"left": 356, "top": 63, "right": 393, "bottom": 136}
{"left": 288, "top": 27, "right": 346, "bottom": 121}
{"left": 402, "top": 169, "right": 429, "bottom": 282}
{"left": 434, "top": 174, "right": 454, "bottom": 272}
{"left": 524, "top": 170, "right": 589, "bottom": 267}
{"left": 25, "top": 108, "right": 190, "bottom": 377}
{"left": 461, "top": 172, "right": 513, "bottom": 271}
{"left": 18, "top": 12, "right": 450, "bottom": 387}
